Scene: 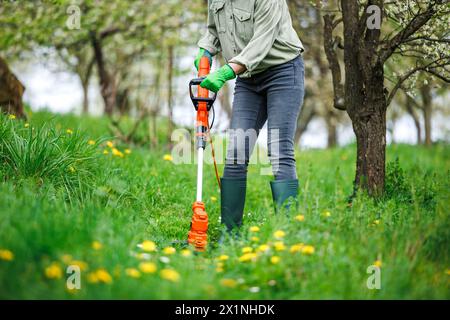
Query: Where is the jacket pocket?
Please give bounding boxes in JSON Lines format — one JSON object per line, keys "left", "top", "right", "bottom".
{"left": 233, "top": 7, "right": 252, "bottom": 41}
{"left": 211, "top": 0, "right": 226, "bottom": 33}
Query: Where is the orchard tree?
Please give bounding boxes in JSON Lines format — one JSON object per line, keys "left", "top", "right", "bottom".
{"left": 322, "top": 0, "right": 449, "bottom": 196}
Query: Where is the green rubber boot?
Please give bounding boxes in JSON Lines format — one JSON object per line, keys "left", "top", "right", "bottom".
{"left": 221, "top": 176, "right": 247, "bottom": 232}
{"left": 270, "top": 179, "right": 299, "bottom": 213}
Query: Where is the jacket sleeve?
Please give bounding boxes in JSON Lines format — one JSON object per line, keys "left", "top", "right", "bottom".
{"left": 229, "top": 0, "right": 282, "bottom": 76}
{"left": 197, "top": 1, "right": 221, "bottom": 55}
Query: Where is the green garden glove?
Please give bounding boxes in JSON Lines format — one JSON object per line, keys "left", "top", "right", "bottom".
{"left": 194, "top": 48, "right": 212, "bottom": 71}
{"left": 200, "top": 64, "right": 236, "bottom": 93}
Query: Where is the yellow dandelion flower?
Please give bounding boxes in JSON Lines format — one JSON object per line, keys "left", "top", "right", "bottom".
{"left": 69, "top": 260, "right": 88, "bottom": 271}
{"left": 103, "top": 149, "right": 109, "bottom": 155}
{"left": 163, "top": 154, "right": 173, "bottom": 162}
{"left": 216, "top": 262, "right": 224, "bottom": 268}
{"left": 163, "top": 247, "right": 176, "bottom": 255}
{"left": 87, "top": 272, "right": 99, "bottom": 283}
{"left": 374, "top": 260, "right": 382, "bottom": 268}
{"left": 295, "top": 215, "right": 305, "bottom": 222}
{"left": 124, "top": 148, "right": 131, "bottom": 154}
{"left": 274, "top": 241, "right": 286, "bottom": 251}
{"left": 256, "top": 244, "right": 270, "bottom": 253}
{"left": 289, "top": 243, "right": 304, "bottom": 253}
{"left": 9, "top": 114, "right": 16, "bottom": 120}
{"left": 238, "top": 252, "right": 258, "bottom": 262}
{"left": 181, "top": 249, "right": 192, "bottom": 257}
{"left": 323, "top": 210, "right": 331, "bottom": 217}
{"left": 216, "top": 267, "right": 224, "bottom": 273}
{"left": 249, "top": 226, "right": 260, "bottom": 232}
{"left": 270, "top": 256, "right": 281, "bottom": 264}
{"left": 160, "top": 269, "right": 180, "bottom": 282}
{"left": 220, "top": 278, "right": 237, "bottom": 288}
{"left": 250, "top": 236, "right": 260, "bottom": 242}
{"left": 140, "top": 240, "right": 157, "bottom": 252}
{"left": 273, "top": 230, "right": 285, "bottom": 239}
{"left": 24, "top": 123, "right": 30, "bottom": 128}
{"left": 45, "top": 263, "right": 63, "bottom": 279}
{"left": 88, "top": 140, "right": 96, "bottom": 145}
{"left": 301, "top": 245, "right": 315, "bottom": 255}
{"left": 125, "top": 268, "right": 141, "bottom": 278}
{"left": 95, "top": 268, "right": 112, "bottom": 283}
{"left": 139, "top": 262, "right": 157, "bottom": 274}
{"left": 106, "top": 141, "right": 114, "bottom": 148}
{"left": 217, "top": 255, "right": 229, "bottom": 261}
{"left": 112, "top": 148, "right": 124, "bottom": 158}
{"left": 445, "top": 269, "right": 450, "bottom": 276}
{"left": 0, "top": 249, "right": 14, "bottom": 261}
{"left": 242, "top": 247, "right": 253, "bottom": 253}
{"left": 66, "top": 129, "right": 73, "bottom": 135}
{"left": 92, "top": 241, "right": 102, "bottom": 250}
{"left": 373, "top": 220, "right": 380, "bottom": 225}
{"left": 210, "top": 196, "right": 217, "bottom": 202}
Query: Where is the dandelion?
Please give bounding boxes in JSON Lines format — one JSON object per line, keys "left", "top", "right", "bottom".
{"left": 268, "top": 279, "right": 277, "bottom": 286}
{"left": 220, "top": 278, "right": 237, "bottom": 288}
{"left": 250, "top": 236, "right": 260, "bottom": 242}
{"left": 163, "top": 247, "right": 176, "bottom": 255}
{"left": 103, "top": 149, "right": 109, "bottom": 155}
{"left": 45, "top": 263, "right": 63, "bottom": 279}
{"left": 445, "top": 269, "right": 450, "bottom": 276}
{"left": 160, "top": 269, "right": 180, "bottom": 282}
{"left": 373, "top": 220, "right": 380, "bottom": 225}
{"left": 125, "top": 268, "right": 141, "bottom": 278}
{"left": 135, "top": 253, "right": 151, "bottom": 260}
{"left": 95, "top": 268, "right": 113, "bottom": 283}
{"left": 0, "top": 249, "right": 14, "bottom": 261}
{"left": 125, "top": 148, "right": 132, "bottom": 154}
{"left": 181, "top": 249, "right": 192, "bottom": 257}
{"left": 210, "top": 196, "right": 217, "bottom": 202}
{"left": 112, "top": 148, "right": 124, "bottom": 158}
{"left": 106, "top": 141, "right": 114, "bottom": 148}
{"left": 242, "top": 247, "right": 253, "bottom": 253}
{"left": 66, "top": 129, "right": 73, "bottom": 135}
{"left": 295, "top": 215, "right": 305, "bottom": 222}
{"left": 88, "top": 140, "right": 96, "bottom": 145}
{"left": 216, "top": 267, "right": 224, "bottom": 273}
{"left": 139, "top": 262, "right": 157, "bottom": 274}
{"left": 9, "top": 114, "right": 16, "bottom": 120}
{"left": 238, "top": 253, "right": 257, "bottom": 262}
{"left": 273, "top": 230, "right": 285, "bottom": 239}
{"left": 61, "top": 254, "right": 73, "bottom": 264}
{"left": 24, "top": 123, "right": 30, "bottom": 128}
{"left": 69, "top": 260, "right": 88, "bottom": 271}
{"left": 290, "top": 243, "right": 304, "bottom": 253}
{"left": 374, "top": 260, "right": 382, "bottom": 268}
{"left": 91, "top": 241, "right": 103, "bottom": 250}
{"left": 249, "top": 286, "right": 260, "bottom": 293}
{"left": 87, "top": 272, "right": 99, "bottom": 283}
{"left": 159, "top": 256, "right": 170, "bottom": 264}
{"left": 139, "top": 240, "right": 157, "bottom": 252}
{"left": 163, "top": 154, "right": 173, "bottom": 162}
{"left": 301, "top": 245, "right": 315, "bottom": 255}
{"left": 323, "top": 210, "right": 331, "bottom": 217}
{"left": 270, "top": 256, "right": 280, "bottom": 264}
{"left": 217, "top": 255, "right": 229, "bottom": 261}
{"left": 249, "top": 226, "right": 260, "bottom": 232}
{"left": 256, "top": 244, "right": 270, "bottom": 253}
{"left": 274, "top": 241, "right": 286, "bottom": 251}
{"left": 68, "top": 166, "right": 75, "bottom": 173}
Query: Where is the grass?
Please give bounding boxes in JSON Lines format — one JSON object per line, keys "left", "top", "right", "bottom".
{"left": 0, "top": 112, "right": 449, "bottom": 299}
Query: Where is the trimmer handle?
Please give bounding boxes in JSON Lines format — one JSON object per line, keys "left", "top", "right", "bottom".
{"left": 189, "top": 77, "right": 217, "bottom": 110}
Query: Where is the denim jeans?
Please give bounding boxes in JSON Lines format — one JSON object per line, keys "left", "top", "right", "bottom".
{"left": 223, "top": 55, "right": 305, "bottom": 180}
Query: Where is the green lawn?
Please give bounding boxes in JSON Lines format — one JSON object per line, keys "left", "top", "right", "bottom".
{"left": 0, "top": 112, "right": 448, "bottom": 299}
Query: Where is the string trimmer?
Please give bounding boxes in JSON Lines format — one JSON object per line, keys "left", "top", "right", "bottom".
{"left": 187, "top": 57, "right": 221, "bottom": 252}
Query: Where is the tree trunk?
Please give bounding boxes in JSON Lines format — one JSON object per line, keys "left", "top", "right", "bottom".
{"left": 325, "top": 110, "right": 338, "bottom": 148}
{"left": 0, "top": 56, "right": 26, "bottom": 119}
{"left": 81, "top": 79, "right": 89, "bottom": 114}
{"left": 421, "top": 84, "right": 432, "bottom": 146}
{"left": 167, "top": 46, "right": 174, "bottom": 147}
{"left": 405, "top": 95, "right": 422, "bottom": 144}
{"left": 90, "top": 31, "right": 116, "bottom": 116}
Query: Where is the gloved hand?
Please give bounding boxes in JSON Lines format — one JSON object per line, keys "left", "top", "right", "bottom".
{"left": 194, "top": 48, "right": 213, "bottom": 70}
{"left": 200, "top": 64, "right": 236, "bottom": 93}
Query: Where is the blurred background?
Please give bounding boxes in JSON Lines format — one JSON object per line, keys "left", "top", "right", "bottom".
{"left": 1, "top": 0, "right": 449, "bottom": 149}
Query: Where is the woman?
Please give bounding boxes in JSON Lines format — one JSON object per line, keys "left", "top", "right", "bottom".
{"left": 195, "top": 0, "right": 305, "bottom": 232}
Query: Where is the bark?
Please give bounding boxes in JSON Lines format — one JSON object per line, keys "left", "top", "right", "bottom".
{"left": 0, "top": 56, "right": 26, "bottom": 119}
{"left": 325, "top": 110, "right": 338, "bottom": 148}
{"left": 405, "top": 95, "right": 422, "bottom": 145}
{"left": 421, "top": 84, "right": 432, "bottom": 146}
{"left": 90, "top": 31, "right": 117, "bottom": 116}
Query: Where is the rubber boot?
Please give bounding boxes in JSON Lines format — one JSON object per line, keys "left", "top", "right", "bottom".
{"left": 270, "top": 179, "right": 299, "bottom": 213}
{"left": 221, "top": 176, "right": 246, "bottom": 232}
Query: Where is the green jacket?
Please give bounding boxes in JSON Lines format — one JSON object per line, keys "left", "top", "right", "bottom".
{"left": 198, "top": 0, "right": 304, "bottom": 78}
